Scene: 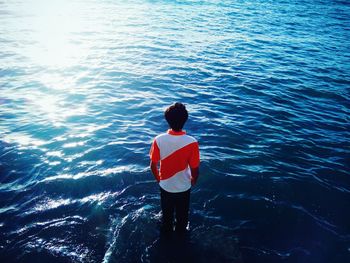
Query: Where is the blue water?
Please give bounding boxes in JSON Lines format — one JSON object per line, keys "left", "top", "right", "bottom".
{"left": 1, "top": 0, "right": 350, "bottom": 262}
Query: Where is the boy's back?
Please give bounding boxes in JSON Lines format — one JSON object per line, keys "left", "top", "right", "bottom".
{"left": 151, "top": 130, "right": 199, "bottom": 193}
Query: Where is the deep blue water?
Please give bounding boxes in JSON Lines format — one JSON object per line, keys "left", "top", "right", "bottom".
{"left": 1, "top": 0, "right": 350, "bottom": 262}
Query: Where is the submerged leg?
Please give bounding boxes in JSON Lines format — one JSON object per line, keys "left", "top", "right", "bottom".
{"left": 175, "top": 189, "right": 190, "bottom": 233}
{"left": 160, "top": 188, "right": 175, "bottom": 232}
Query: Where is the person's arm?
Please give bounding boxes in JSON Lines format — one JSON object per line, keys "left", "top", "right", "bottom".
{"left": 190, "top": 167, "right": 199, "bottom": 186}
{"left": 189, "top": 141, "right": 200, "bottom": 186}
{"left": 150, "top": 161, "right": 160, "bottom": 182}
{"left": 149, "top": 139, "right": 160, "bottom": 183}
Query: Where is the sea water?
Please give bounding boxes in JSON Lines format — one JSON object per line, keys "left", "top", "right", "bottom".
{"left": 0, "top": 0, "right": 349, "bottom": 262}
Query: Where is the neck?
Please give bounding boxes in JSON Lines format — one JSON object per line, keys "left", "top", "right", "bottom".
{"left": 168, "top": 129, "right": 186, "bottom": 135}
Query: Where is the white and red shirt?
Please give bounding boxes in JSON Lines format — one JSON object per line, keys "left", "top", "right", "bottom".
{"left": 150, "top": 129, "right": 200, "bottom": 193}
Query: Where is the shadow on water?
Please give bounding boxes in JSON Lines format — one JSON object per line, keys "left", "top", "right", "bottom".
{"left": 102, "top": 200, "right": 242, "bottom": 263}
{"left": 149, "top": 226, "right": 242, "bottom": 263}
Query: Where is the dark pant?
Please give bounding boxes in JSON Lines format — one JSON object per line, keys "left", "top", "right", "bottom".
{"left": 160, "top": 187, "right": 190, "bottom": 232}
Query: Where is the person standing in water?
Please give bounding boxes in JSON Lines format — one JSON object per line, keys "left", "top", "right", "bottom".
{"left": 149, "top": 102, "right": 200, "bottom": 234}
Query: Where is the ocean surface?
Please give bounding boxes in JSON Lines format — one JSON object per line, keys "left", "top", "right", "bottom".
{"left": 0, "top": 0, "right": 349, "bottom": 262}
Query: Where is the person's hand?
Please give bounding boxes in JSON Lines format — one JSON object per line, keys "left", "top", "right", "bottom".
{"left": 191, "top": 177, "right": 196, "bottom": 186}
{"left": 150, "top": 161, "right": 160, "bottom": 183}
{"left": 190, "top": 167, "right": 199, "bottom": 186}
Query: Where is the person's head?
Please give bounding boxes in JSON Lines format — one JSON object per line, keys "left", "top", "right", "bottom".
{"left": 164, "top": 102, "right": 188, "bottom": 131}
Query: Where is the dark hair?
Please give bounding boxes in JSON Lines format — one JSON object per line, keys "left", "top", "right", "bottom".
{"left": 164, "top": 102, "right": 188, "bottom": 131}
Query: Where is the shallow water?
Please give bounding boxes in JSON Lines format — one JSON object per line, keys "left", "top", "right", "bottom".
{"left": 0, "top": 0, "right": 350, "bottom": 262}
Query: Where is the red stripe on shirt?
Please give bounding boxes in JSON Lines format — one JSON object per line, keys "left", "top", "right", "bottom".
{"left": 159, "top": 142, "right": 199, "bottom": 180}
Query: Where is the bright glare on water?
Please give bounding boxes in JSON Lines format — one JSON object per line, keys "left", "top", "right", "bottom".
{"left": 0, "top": 0, "right": 350, "bottom": 262}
